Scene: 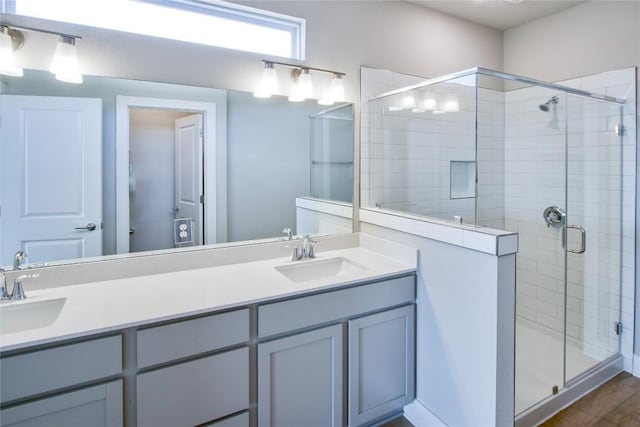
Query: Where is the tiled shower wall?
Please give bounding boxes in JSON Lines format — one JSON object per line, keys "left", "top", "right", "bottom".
{"left": 362, "top": 71, "right": 505, "bottom": 226}
{"left": 508, "top": 69, "right": 636, "bottom": 364}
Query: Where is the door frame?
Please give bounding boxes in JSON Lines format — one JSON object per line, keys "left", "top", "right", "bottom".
{"left": 115, "top": 95, "right": 227, "bottom": 254}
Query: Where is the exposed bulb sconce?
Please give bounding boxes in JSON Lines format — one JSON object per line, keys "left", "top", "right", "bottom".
{"left": 254, "top": 61, "right": 278, "bottom": 98}
{"left": 0, "top": 25, "right": 83, "bottom": 84}
{"left": 0, "top": 26, "right": 24, "bottom": 77}
{"left": 50, "top": 35, "right": 82, "bottom": 84}
{"left": 254, "top": 60, "right": 345, "bottom": 105}
{"left": 289, "top": 67, "right": 313, "bottom": 102}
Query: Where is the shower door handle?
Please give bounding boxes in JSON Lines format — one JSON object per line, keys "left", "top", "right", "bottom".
{"left": 562, "top": 225, "right": 586, "bottom": 254}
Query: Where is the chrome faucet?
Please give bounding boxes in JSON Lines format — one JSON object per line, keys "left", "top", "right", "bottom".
{"left": 282, "top": 227, "right": 293, "bottom": 241}
{"left": 9, "top": 273, "right": 39, "bottom": 301}
{"left": 288, "top": 235, "right": 318, "bottom": 261}
{"left": 13, "top": 251, "right": 27, "bottom": 270}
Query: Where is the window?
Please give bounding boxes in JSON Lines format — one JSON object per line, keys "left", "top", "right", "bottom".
{"left": 4, "top": 0, "right": 306, "bottom": 59}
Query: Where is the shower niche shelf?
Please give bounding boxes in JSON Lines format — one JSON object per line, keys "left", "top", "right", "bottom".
{"left": 450, "top": 160, "right": 476, "bottom": 199}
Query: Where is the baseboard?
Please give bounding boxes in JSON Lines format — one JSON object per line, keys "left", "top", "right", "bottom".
{"left": 403, "top": 400, "right": 447, "bottom": 427}
{"left": 633, "top": 355, "right": 640, "bottom": 378}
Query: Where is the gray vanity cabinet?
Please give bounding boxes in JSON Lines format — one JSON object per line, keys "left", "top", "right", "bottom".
{"left": 257, "top": 274, "right": 416, "bottom": 427}
{"left": 0, "top": 335, "right": 124, "bottom": 427}
{"left": 0, "top": 380, "right": 123, "bottom": 427}
{"left": 348, "top": 306, "right": 415, "bottom": 426}
{"left": 257, "top": 324, "right": 343, "bottom": 427}
{"left": 135, "top": 309, "right": 251, "bottom": 427}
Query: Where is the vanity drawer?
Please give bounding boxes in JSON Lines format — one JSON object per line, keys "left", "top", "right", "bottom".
{"left": 137, "top": 308, "right": 249, "bottom": 368}
{"left": 0, "top": 335, "right": 122, "bottom": 403}
{"left": 258, "top": 275, "right": 415, "bottom": 337}
{"left": 137, "top": 348, "right": 249, "bottom": 427}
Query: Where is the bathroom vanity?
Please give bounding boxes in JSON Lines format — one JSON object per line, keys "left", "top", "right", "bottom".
{"left": 0, "top": 236, "right": 417, "bottom": 427}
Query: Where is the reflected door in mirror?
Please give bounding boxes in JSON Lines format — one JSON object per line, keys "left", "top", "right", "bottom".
{"left": 0, "top": 95, "right": 103, "bottom": 265}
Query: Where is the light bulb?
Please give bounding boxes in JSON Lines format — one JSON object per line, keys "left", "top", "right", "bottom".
{"left": 297, "top": 68, "right": 313, "bottom": 98}
{"left": 0, "top": 27, "right": 23, "bottom": 77}
{"left": 330, "top": 74, "right": 344, "bottom": 102}
{"left": 254, "top": 62, "right": 278, "bottom": 98}
{"left": 423, "top": 94, "right": 437, "bottom": 111}
{"left": 50, "top": 36, "right": 82, "bottom": 84}
{"left": 288, "top": 81, "right": 305, "bottom": 102}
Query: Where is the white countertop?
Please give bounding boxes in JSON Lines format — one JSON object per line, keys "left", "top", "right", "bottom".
{"left": 0, "top": 245, "right": 416, "bottom": 353}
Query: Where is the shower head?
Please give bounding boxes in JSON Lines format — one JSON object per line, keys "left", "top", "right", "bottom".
{"left": 539, "top": 96, "right": 559, "bottom": 112}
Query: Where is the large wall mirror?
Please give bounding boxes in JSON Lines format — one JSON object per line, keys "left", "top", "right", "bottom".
{"left": 0, "top": 70, "right": 354, "bottom": 266}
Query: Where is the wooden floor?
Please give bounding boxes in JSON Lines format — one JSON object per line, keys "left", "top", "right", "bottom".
{"left": 381, "top": 373, "right": 640, "bottom": 427}
{"left": 541, "top": 372, "right": 640, "bottom": 427}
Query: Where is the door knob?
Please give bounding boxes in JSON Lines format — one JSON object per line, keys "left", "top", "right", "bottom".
{"left": 75, "top": 223, "right": 97, "bottom": 231}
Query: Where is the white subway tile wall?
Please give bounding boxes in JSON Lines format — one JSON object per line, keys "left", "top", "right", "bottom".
{"left": 361, "top": 66, "right": 636, "bottom": 370}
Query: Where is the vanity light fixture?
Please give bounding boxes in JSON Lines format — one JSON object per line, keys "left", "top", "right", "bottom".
{"left": 0, "top": 25, "right": 83, "bottom": 84}
{"left": 0, "top": 26, "right": 24, "bottom": 77}
{"left": 50, "top": 35, "right": 83, "bottom": 84}
{"left": 254, "top": 60, "right": 346, "bottom": 105}
{"left": 253, "top": 61, "right": 278, "bottom": 98}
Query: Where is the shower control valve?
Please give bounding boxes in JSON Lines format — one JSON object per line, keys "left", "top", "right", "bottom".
{"left": 543, "top": 206, "right": 566, "bottom": 228}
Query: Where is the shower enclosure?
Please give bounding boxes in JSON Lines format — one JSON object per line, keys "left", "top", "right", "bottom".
{"left": 362, "top": 67, "right": 629, "bottom": 422}
{"left": 309, "top": 103, "right": 354, "bottom": 202}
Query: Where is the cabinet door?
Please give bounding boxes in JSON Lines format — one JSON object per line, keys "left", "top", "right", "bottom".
{"left": 0, "top": 380, "right": 123, "bottom": 427}
{"left": 137, "top": 348, "right": 249, "bottom": 427}
{"left": 258, "top": 324, "right": 343, "bottom": 427}
{"left": 349, "top": 306, "right": 415, "bottom": 426}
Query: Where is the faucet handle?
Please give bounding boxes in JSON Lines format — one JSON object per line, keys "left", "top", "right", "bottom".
{"left": 284, "top": 243, "right": 303, "bottom": 261}
{"left": 0, "top": 269, "right": 9, "bottom": 300}
{"left": 10, "top": 273, "right": 39, "bottom": 301}
{"left": 307, "top": 239, "right": 319, "bottom": 258}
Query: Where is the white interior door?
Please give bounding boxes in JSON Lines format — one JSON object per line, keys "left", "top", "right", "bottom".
{"left": 174, "top": 114, "right": 204, "bottom": 246}
{"left": 0, "top": 95, "right": 102, "bottom": 265}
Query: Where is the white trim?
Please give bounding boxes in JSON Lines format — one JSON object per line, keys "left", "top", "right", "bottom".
{"left": 295, "top": 197, "right": 353, "bottom": 219}
{"left": 115, "top": 95, "right": 227, "bottom": 254}
{"left": 403, "top": 400, "right": 447, "bottom": 427}
{"left": 634, "top": 355, "right": 640, "bottom": 378}
{"left": 359, "top": 208, "right": 517, "bottom": 256}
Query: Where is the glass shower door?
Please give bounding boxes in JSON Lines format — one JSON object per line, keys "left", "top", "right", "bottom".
{"left": 512, "top": 90, "right": 568, "bottom": 414}
{"left": 564, "top": 95, "right": 623, "bottom": 382}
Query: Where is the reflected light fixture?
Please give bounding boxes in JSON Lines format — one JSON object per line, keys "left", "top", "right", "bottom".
{"left": 0, "top": 26, "right": 24, "bottom": 77}
{"left": 442, "top": 94, "right": 460, "bottom": 112}
{"left": 256, "top": 60, "right": 345, "bottom": 105}
{"left": 50, "top": 35, "right": 83, "bottom": 84}
{"left": 1, "top": 24, "right": 84, "bottom": 84}
{"left": 253, "top": 61, "right": 278, "bottom": 98}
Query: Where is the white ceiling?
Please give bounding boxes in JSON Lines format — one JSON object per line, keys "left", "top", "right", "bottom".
{"left": 408, "top": 0, "right": 585, "bottom": 30}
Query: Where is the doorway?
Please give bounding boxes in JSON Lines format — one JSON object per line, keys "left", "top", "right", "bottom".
{"left": 128, "top": 109, "right": 204, "bottom": 252}
{"left": 115, "top": 95, "right": 225, "bottom": 254}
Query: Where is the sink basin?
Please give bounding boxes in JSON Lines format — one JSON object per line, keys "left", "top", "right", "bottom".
{"left": 1, "top": 297, "right": 66, "bottom": 335}
{"left": 275, "top": 257, "right": 365, "bottom": 283}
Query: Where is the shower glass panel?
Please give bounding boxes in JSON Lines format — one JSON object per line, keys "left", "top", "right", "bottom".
{"left": 362, "top": 67, "right": 626, "bottom": 418}
{"left": 309, "top": 104, "right": 354, "bottom": 202}
{"left": 565, "top": 95, "right": 623, "bottom": 382}
{"left": 364, "top": 75, "right": 477, "bottom": 222}
{"left": 499, "top": 83, "right": 570, "bottom": 414}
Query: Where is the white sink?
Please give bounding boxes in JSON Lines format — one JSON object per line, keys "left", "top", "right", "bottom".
{"left": 1, "top": 297, "right": 66, "bottom": 335}
{"left": 275, "top": 257, "right": 366, "bottom": 283}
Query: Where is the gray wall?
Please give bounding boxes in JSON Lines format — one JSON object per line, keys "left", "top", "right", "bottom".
{"left": 227, "top": 91, "right": 319, "bottom": 241}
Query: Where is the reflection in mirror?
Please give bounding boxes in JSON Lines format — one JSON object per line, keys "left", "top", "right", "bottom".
{"left": 0, "top": 69, "right": 354, "bottom": 266}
